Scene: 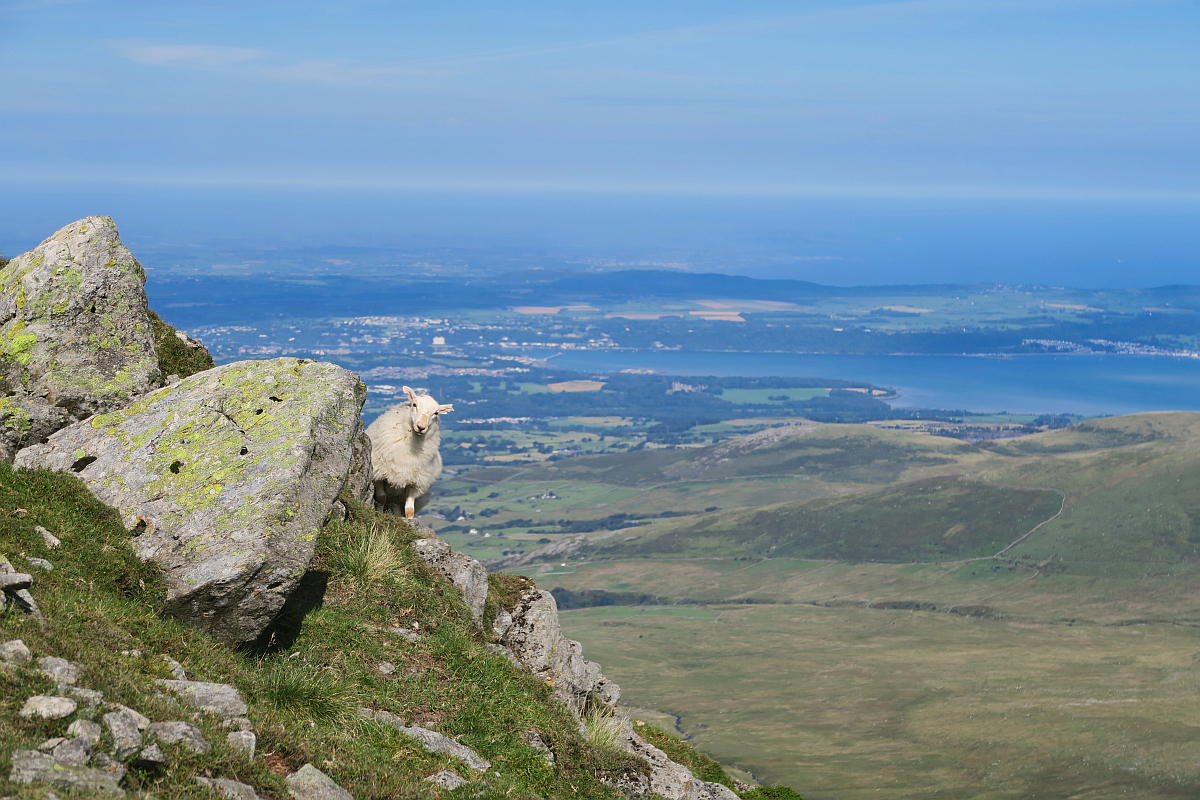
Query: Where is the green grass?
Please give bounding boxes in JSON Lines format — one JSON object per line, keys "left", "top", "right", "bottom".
{"left": 560, "top": 603, "right": 1200, "bottom": 800}
{"left": 4, "top": 462, "right": 749, "bottom": 799}
{"left": 581, "top": 477, "right": 1063, "bottom": 563}
{"left": 149, "top": 309, "right": 216, "bottom": 380}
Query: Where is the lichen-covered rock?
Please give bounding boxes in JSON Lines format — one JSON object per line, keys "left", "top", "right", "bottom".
{"left": 0, "top": 216, "right": 159, "bottom": 461}
{"left": 8, "top": 749, "right": 125, "bottom": 795}
{"left": 103, "top": 708, "right": 144, "bottom": 758}
{"left": 411, "top": 537, "right": 488, "bottom": 626}
{"left": 499, "top": 587, "right": 620, "bottom": 711}
{"left": 16, "top": 357, "right": 373, "bottom": 644}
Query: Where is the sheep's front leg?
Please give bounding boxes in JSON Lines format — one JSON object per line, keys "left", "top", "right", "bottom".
{"left": 404, "top": 492, "right": 416, "bottom": 519}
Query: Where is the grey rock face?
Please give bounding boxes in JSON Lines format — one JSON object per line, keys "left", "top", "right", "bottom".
{"left": 197, "top": 776, "right": 265, "bottom": 800}
{"left": 106, "top": 703, "right": 149, "bottom": 729}
{"left": 697, "top": 781, "right": 740, "bottom": 800}
{"left": 285, "top": 763, "right": 354, "bottom": 800}
{"left": 8, "top": 749, "right": 125, "bottom": 795}
{"left": 361, "top": 708, "right": 490, "bottom": 772}
{"left": 26, "top": 556, "right": 54, "bottom": 570}
{"left": 499, "top": 588, "right": 620, "bottom": 711}
{"left": 0, "top": 216, "right": 160, "bottom": 461}
{"left": 411, "top": 537, "right": 489, "bottom": 626}
{"left": 227, "top": 729, "right": 257, "bottom": 760}
{"left": 103, "top": 708, "right": 144, "bottom": 758}
{"left": 20, "top": 695, "right": 77, "bottom": 719}
{"left": 16, "top": 357, "right": 372, "bottom": 644}
{"left": 425, "top": 770, "right": 468, "bottom": 789}
{"left": 147, "top": 720, "right": 212, "bottom": 753}
{"left": 617, "top": 717, "right": 698, "bottom": 800}
{"left": 0, "top": 638, "right": 31, "bottom": 665}
{"left": 156, "top": 679, "right": 248, "bottom": 717}
{"left": 37, "top": 655, "right": 79, "bottom": 685}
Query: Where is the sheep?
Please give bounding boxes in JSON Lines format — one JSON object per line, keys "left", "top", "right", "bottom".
{"left": 366, "top": 386, "right": 454, "bottom": 519}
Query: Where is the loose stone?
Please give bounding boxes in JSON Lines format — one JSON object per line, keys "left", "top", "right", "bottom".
{"left": 227, "top": 730, "right": 256, "bottom": 760}
{"left": 147, "top": 721, "right": 212, "bottom": 754}
{"left": 37, "top": 656, "right": 79, "bottom": 685}
{"left": 284, "top": 763, "right": 353, "bottom": 800}
{"left": 156, "top": 679, "right": 248, "bottom": 717}
{"left": 196, "top": 776, "right": 265, "bottom": 800}
{"left": 102, "top": 709, "right": 144, "bottom": 759}
{"left": 36, "top": 526, "right": 62, "bottom": 549}
{"left": 20, "top": 695, "right": 77, "bottom": 720}
{"left": 0, "top": 639, "right": 31, "bottom": 665}
{"left": 425, "top": 770, "right": 468, "bottom": 789}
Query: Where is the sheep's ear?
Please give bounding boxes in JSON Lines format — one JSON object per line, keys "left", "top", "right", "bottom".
{"left": 437, "top": 403, "right": 454, "bottom": 414}
{"left": 403, "top": 386, "right": 417, "bottom": 402}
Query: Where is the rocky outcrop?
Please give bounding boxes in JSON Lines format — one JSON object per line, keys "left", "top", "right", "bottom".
{"left": 15, "top": 357, "right": 373, "bottom": 645}
{"left": 0, "top": 216, "right": 160, "bottom": 461}
{"left": 411, "top": 537, "right": 488, "bottom": 625}
{"left": 494, "top": 586, "right": 620, "bottom": 711}
{"left": 616, "top": 717, "right": 698, "bottom": 800}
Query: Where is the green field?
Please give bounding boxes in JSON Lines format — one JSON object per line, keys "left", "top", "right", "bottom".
{"left": 436, "top": 412, "right": 1200, "bottom": 799}
{"left": 560, "top": 603, "right": 1200, "bottom": 800}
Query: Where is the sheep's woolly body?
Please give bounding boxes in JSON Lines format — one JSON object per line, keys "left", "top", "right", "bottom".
{"left": 366, "top": 397, "right": 448, "bottom": 518}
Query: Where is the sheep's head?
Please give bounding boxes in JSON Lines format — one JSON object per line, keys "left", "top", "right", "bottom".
{"left": 403, "top": 386, "right": 453, "bottom": 435}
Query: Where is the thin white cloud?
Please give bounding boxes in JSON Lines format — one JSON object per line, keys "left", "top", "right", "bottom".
{"left": 259, "top": 59, "right": 432, "bottom": 87}
{"left": 111, "top": 42, "right": 265, "bottom": 67}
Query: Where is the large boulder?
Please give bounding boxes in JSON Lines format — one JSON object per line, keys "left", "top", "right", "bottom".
{"left": 0, "top": 217, "right": 159, "bottom": 461}
{"left": 15, "top": 358, "right": 372, "bottom": 645}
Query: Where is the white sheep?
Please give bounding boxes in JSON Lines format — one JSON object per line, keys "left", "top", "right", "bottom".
{"left": 366, "top": 386, "right": 454, "bottom": 519}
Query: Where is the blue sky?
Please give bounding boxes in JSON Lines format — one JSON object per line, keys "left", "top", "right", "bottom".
{"left": 2, "top": 0, "right": 1198, "bottom": 284}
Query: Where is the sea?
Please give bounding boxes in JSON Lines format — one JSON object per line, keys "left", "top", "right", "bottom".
{"left": 527, "top": 351, "right": 1200, "bottom": 417}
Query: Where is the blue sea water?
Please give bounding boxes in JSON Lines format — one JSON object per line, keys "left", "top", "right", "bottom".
{"left": 532, "top": 351, "right": 1200, "bottom": 416}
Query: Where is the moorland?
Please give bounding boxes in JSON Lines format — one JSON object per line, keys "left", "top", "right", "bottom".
{"left": 416, "top": 412, "right": 1200, "bottom": 799}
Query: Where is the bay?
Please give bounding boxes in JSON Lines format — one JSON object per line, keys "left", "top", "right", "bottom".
{"left": 528, "top": 350, "right": 1200, "bottom": 416}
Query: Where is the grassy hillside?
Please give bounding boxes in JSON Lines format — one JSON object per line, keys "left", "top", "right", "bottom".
{"left": 0, "top": 461, "right": 747, "bottom": 799}
{"left": 505, "top": 413, "right": 1200, "bottom": 799}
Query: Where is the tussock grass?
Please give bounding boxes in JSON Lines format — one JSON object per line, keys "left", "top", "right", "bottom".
{"left": 325, "top": 521, "right": 407, "bottom": 594}
{"left": 255, "top": 661, "right": 361, "bottom": 724}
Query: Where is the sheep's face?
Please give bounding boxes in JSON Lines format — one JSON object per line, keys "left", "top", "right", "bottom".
{"left": 403, "top": 386, "right": 454, "bottom": 435}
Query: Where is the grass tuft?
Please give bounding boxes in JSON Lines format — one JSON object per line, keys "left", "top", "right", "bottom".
{"left": 582, "top": 706, "right": 625, "bottom": 752}
{"left": 255, "top": 661, "right": 361, "bottom": 725}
